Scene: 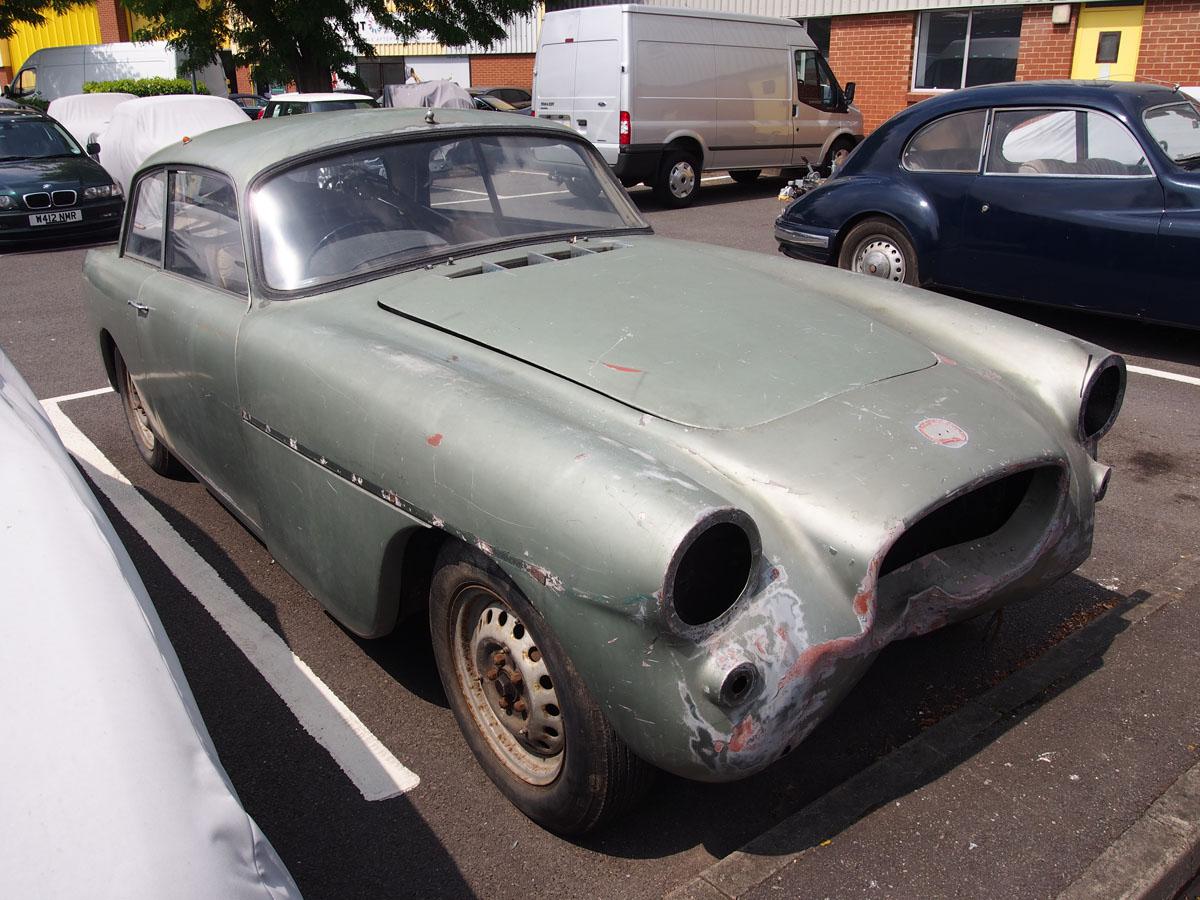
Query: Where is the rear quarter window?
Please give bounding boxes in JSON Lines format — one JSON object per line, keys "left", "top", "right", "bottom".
{"left": 902, "top": 110, "right": 987, "bottom": 173}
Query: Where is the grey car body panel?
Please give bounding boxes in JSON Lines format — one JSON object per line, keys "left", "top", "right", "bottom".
{"left": 85, "top": 110, "right": 1122, "bottom": 783}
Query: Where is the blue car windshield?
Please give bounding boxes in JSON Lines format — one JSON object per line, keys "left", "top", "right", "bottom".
{"left": 253, "top": 132, "right": 648, "bottom": 292}
{"left": 1143, "top": 100, "right": 1200, "bottom": 163}
{"left": 0, "top": 118, "right": 82, "bottom": 162}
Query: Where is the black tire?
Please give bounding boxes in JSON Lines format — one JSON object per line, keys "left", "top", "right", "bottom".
{"left": 429, "top": 542, "right": 654, "bottom": 834}
{"left": 822, "top": 136, "right": 857, "bottom": 175}
{"left": 653, "top": 147, "right": 701, "bottom": 208}
{"left": 114, "top": 349, "right": 184, "bottom": 477}
{"left": 837, "top": 217, "right": 921, "bottom": 286}
{"left": 729, "top": 169, "right": 761, "bottom": 184}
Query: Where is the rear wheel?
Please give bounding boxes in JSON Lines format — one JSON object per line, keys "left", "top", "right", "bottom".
{"left": 429, "top": 542, "right": 653, "bottom": 834}
{"left": 823, "top": 136, "right": 857, "bottom": 175}
{"left": 115, "top": 350, "right": 184, "bottom": 477}
{"left": 838, "top": 217, "right": 920, "bottom": 286}
{"left": 729, "top": 169, "right": 761, "bottom": 184}
{"left": 653, "top": 147, "right": 700, "bottom": 208}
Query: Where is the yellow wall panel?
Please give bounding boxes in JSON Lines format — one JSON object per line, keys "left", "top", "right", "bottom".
{"left": 5, "top": 5, "right": 102, "bottom": 72}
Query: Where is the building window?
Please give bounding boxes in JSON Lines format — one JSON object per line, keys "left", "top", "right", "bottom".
{"left": 913, "top": 7, "right": 1022, "bottom": 91}
{"left": 1096, "top": 31, "right": 1121, "bottom": 63}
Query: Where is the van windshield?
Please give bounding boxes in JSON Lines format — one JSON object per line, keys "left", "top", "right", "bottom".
{"left": 0, "top": 117, "right": 82, "bottom": 162}
{"left": 253, "top": 131, "right": 648, "bottom": 291}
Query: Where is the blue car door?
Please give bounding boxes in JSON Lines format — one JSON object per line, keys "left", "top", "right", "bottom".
{"left": 959, "top": 107, "right": 1164, "bottom": 316}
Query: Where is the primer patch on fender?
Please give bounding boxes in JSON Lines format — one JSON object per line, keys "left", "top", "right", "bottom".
{"left": 916, "top": 417, "right": 968, "bottom": 448}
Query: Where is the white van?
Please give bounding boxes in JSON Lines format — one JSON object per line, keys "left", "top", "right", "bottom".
{"left": 534, "top": 5, "right": 862, "bottom": 206}
{"left": 3, "top": 42, "right": 227, "bottom": 104}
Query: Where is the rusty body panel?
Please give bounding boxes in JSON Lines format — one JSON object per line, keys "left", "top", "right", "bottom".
{"left": 83, "top": 109, "right": 1124, "bottom": 784}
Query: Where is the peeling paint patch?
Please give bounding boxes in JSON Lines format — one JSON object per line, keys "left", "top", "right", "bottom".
{"left": 729, "top": 716, "right": 756, "bottom": 753}
{"left": 916, "top": 418, "right": 969, "bottom": 449}
{"left": 476, "top": 540, "right": 494, "bottom": 557}
{"left": 574, "top": 452, "right": 588, "bottom": 461}
{"left": 426, "top": 433, "right": 444, "bottom": 447}
{"left": 602, "top": 362, "right": 644, "bottom": 374}
{"left": 526, "top": 564, "right": 564, "bottom": 593}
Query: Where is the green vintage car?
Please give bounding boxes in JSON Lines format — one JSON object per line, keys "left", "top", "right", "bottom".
{"left": 84, "top": 108, "right": 1125, "bottom": 834}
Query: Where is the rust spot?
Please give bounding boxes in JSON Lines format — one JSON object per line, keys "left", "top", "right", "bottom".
{"left": 603, "top": 362, "right": 644, "bottom": 374}
{"left": 713, "top": 740, "right": 727, "bottom": 753}
{"left": 853, "top": 587, "right": 871, "bottom": 618}
{"left": 729, "top": 716, "right": 756, "bottom": 753}
{"left": 770, "top": 567, "right": 780, "bottom": 581}
{"left": 776, "top": 624, "right": 789, "bottom": 642}
{"left": 574, "top": 452, "right": 588, "bottom": 461}
{"left": 426, "top": 433, "right": 443, "bottom": 447}
{"left": 934, "top": 353, "right": 958, "bottom": 366}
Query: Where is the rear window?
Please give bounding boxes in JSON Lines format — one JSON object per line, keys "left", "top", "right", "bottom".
{"left": 903, "top": 110, "right": 986, "bottom": 172}
{"left": 252, "top": 132, "right": 646, "bottom": 292}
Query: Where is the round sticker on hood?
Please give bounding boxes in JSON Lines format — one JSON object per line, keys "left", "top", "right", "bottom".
{"left": 916, "top": 417, "right": 968, "bottom": 448}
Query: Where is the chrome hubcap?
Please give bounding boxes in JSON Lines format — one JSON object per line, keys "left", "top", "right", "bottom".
{"left": 454, "top": 590, "right": 564, "bottom": 785}
{"left": 854, "top": 238, "right": 905, "bottom": 282}
{"left": 668, "top": 160, "right": 696, "bottom": 199}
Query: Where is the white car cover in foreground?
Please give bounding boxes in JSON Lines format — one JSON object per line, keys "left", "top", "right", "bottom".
{"left": 46, "top": 92, "right": 136, "bottom": 147}
{"left": 0, "top": 350, "right": 300, "bottom": 900}
{"left": 98, "top": 94, "right": 248, "bottom": 192}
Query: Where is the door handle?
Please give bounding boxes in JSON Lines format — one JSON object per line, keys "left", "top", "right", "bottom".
{"left": 127, "top": 300, "right": 150, "bottom": 317}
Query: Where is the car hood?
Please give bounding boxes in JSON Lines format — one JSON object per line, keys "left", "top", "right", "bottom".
{"left": 378, "top": 237, "right": 936, "bottom": 429}
{"left": 0, "top": 155, "right": 110, "bottom": 191}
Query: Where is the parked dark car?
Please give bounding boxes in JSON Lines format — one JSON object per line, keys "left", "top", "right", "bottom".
{"left": 468, "top": 86, "right": 532, "bottom": 110}
{"left": 228, "top": 92, "right": 269, "bottom": 119}
{"left": 775, "top": 81, "right": 1200, "bottom": 328}
{"left": 0, "top": 107, "right": 123, "bottom": 245}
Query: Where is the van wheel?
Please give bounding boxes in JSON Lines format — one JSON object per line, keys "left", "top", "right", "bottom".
{"left": 822, "top": 136, "right": 856, "bottom": 175}
{"left": 115, "top": 349, "right": 184, "bottom": 477}
{"left": 654, "top": 148, "right": 700, "bottom": 208}
{"left": 429, "top": 542, "right": 654, "bottom": 834}
{"left": 838, "top": 218, "right": 920, "bottom": 286}
{"left": 729, "top": 169, "right": 761, "bottom": 184}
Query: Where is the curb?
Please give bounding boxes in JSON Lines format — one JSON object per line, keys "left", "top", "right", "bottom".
{"left": 667, "top": 553, "right": 1200, "bottom": 900}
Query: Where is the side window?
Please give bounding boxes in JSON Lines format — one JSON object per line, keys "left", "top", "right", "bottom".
{"left": 987, "top": 108, "right": 1151, "bottom": 176}
{"left": 902, "top": 110, "right": 987, "bottom": 172}
{"left": 125, "top": 171, "right": 167, "bottom": 264}
{"left": 795, "top": 50, "right": 838, "bottom": 111}
{"left": 13, "top": 68, "right": 37, "bottom": 97}
{"left": 166, "top": 170, "right": 248, "bottom": 296}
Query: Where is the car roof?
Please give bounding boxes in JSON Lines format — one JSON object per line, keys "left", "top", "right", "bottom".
{"left": 139, "top": 107, "right": 579, "bottom": 188}
{"left": 268, "top": 92, "right": 373, "bottom": 102}
{"left": 900, "top": 80, "right": 1185, "bottom": 124}
{"left": 0, "top": 107, "right": 49, "bottom": 121}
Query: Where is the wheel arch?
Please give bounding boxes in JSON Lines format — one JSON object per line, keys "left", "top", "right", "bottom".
{"left": 663, "top": 132, "right": 705, "bottom": 169}
{"left": 831, "top": 203, "right": 938, "bottom": 278}
{"left": 99, "top": 329, "right": 120, "bottom": 391}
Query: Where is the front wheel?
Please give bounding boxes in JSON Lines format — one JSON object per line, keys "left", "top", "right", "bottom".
{"left": 653, "top": 148, "right": 700, "bottom": 208}
{"left": 837, "top": 217, "right": 920, "bottom": 286}
{"left": 429, "top": 543, "right": 653, "bottom": 834}
{"left": 115, "top": 349, "right": 184, "bottom": 477}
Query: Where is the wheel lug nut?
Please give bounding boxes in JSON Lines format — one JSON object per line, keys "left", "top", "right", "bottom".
{"left": 484, "top": 667, "right": 499, "bottom": 681}
{"left": 513, "top": 698, "right": 527, "bottom": 714}
{"left": 498, "top": 697, "right": 510, "bottom": 710}
{"left": 491, "top": 650, "right": 507, "bottom": 666}
{"left": 508, "top": 670, "right": 524, "bottom": 686}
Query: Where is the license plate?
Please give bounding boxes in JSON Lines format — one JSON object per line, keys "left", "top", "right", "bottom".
{"left": 29, "top": 210, "right": 82, "bottom": 226}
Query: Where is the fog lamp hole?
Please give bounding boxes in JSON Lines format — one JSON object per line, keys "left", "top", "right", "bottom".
{"left": 672, "top": 522, "right": 753, "bottom": 626}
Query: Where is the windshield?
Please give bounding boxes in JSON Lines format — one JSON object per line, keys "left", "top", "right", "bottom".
{"left": 0, "top": 117, "right": 82, "bottom": 161}
{"left": 1143, "top": 100, "right": 1200, "bottom": 163}
{"left": 253, "top": 131, "right": 647, "bottom": 291}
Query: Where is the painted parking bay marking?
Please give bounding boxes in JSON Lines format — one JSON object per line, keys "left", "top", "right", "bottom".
{"left": 41, "top": 387, "right": 420, "bottom": 801}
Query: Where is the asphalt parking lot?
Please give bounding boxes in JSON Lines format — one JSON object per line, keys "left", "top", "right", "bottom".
{"left": 3, "top": 174, "right": 1199, "bottom": 899}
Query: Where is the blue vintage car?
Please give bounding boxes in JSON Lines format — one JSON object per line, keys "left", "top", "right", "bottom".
{"left": 775, "top": 81, "right": 1200, "bottom": 328}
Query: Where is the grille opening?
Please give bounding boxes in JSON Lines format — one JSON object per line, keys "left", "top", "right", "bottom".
{"left": 880, "top": 468, "right": 1047, "bottom": 577}
{"left": 24, "top": 192, "right": 51, "bottom": 210}
{"left": 672, "top": 522, "right": 753, "bottom": 626}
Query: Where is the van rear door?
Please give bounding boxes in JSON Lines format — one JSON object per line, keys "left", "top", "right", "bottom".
{"left": 535, "top": 9, "right": 622, "bottom": 161}
{"left": 535, "top": 11, "right": 581, "bottom": 130}
{"left": 570, "top": 40, "right": 620, "bottom": 153}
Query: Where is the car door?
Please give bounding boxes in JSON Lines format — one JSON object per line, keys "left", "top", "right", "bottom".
{"left": 959, "top": 106, "right": 1164, "bottom": 314}
{"left": 791, "top": 48, "right": 841, "bottom": 167}
{"left": 134, "top": 167, "right": 260, "bottom": 526}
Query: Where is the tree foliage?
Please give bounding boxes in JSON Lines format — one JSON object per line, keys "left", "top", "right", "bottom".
{"left": 0, "top": 0, "right": 88, "bottom": 40}
{"left": 120, "top": 0, "right": 538, "bottom": 92}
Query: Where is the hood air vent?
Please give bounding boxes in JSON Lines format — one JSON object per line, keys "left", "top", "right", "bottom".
{"left": 445, "top": 241, "right": 627, "bottom": 279}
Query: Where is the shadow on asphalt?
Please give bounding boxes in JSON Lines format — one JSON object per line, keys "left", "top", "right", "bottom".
{"left": 629, "top": 176, "right": 790, "bottom": 213}
{"left": 0, "top": 233, "right": 117, "bottom": 255}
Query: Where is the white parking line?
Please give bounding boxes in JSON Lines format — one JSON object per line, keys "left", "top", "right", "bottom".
{"left": 41, "top": 395, "right": 420, "bottom": 801}
{"left": 1127, "top": 364, "right": 1200, "bottom": 388}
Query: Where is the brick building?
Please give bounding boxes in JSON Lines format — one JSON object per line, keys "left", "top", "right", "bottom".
{"left": 545, "top": 0, "right": 1200, "bottom": 133}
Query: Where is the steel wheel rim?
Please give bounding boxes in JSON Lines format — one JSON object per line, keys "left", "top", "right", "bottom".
{"left": 853, "top": 237, "right": 905, "bottom": 282}
{"left": 451, "top": 586, "right": 564, "bottom": 785}
{"left": 123, "top": 366, "right": 156, "bottom": 450}
{"left": 668, "top": 160, "right": 696, "bottom": 199}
